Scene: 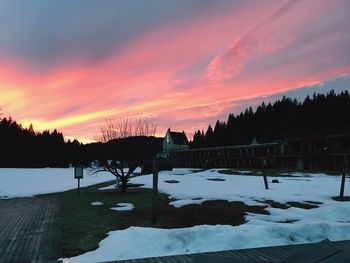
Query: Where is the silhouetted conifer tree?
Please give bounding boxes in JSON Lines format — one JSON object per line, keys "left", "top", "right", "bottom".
{"left": 191, "top": 90, "right": 350, "bottom": 148}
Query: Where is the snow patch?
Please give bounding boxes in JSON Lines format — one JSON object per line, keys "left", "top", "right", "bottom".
{"left": 91, "top": 201, "right": 103, "bottom": 206}
{"left": 99, "top": 184, "right": 116, "bottom": 190}
{"left": 110, "top": 203, "right": 134, "bottom": 211}
{"left": 129, "top": 169, "right": 348, "bottom": 207}
{"left": 63, "top": 222, "right": 350, "bottom": 263}
{"left": 62, "top": 169, "right": 350, "bottom": 262}
{"left": 0, "top": 168, "right": 115, "bottom": 198}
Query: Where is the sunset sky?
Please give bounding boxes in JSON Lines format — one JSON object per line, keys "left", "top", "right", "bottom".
{"left": 1, "top": 0, "right": 350, "bottom": 143}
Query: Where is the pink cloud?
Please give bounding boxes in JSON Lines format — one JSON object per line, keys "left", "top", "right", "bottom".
{"left": 1, "top": 0, "right": 350, "bottom": 141}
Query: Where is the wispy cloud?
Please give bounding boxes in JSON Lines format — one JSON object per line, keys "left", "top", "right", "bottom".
{"left": 0, "top": 0, "right": 349, "bottom": 141}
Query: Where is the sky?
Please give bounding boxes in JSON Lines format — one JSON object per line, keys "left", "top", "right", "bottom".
{"left": 0, "top": 0, "right": 350, "bottom": 143}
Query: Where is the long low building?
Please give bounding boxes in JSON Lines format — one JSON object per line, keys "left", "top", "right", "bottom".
{"left": 163, "top": 129, "right": 350, "bottom": 171}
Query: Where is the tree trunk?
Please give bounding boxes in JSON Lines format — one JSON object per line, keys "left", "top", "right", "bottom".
{"left": 120, "top": 179, "right": 127, "bottom": 193}
{"left": 115, "top": 176, "right": 119, "bottom": 189}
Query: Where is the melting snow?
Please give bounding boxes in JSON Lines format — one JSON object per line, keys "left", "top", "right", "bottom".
{"left": 0, "top": 168, "right": 115, "bottom": 198}
{"left": 91, "top": 201, "right": 103, "bottom": 206}
{"left": 110, "top": 203, "right": 134, "bottom": 211}
{"left": 63, "top": 168, "right": 350, "bottom": 262}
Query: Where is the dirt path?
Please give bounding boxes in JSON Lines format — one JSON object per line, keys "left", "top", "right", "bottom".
{"left": 0, "top": 195, "right": 61, "bottom": 263}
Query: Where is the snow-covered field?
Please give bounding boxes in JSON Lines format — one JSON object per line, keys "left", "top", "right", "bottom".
{"left": 130, "top": 169, "right": 348, "bottom": 207}
{"left": 1, "top": 168, "right": 349, "bottom": 262}
{"left": 0, "top": 168, "right": 115, "bottom": 198}
{"left": 64, "top": 168, "right": 350, "bottom": 263}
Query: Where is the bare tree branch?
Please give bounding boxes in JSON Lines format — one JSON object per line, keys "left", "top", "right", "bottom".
{"left": 92, "top": 116, "right": 157, "bottom": 192}
{"left": 96, "top": 116, "right": 157, "bottom": 143}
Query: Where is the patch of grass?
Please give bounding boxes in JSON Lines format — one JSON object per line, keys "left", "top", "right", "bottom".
{"left": 217, "top": 169, "right": 234, "bottom": 175}
{"left": 218, "top": 169, "right": 260, "bottom": 176}
{"left": 218, "top": 169, "right": 344, "bottom": 177}
{"left": 190, "top": 169, "right": 207, "bottom": 173}
{"left": 256, "top": 199, "right": 321, "bottom": 210}
{"left": 207, "top": 178, "right": 226, "bottom": 181}
{"left": 217, "top": 169, "right": 293, "bottom": 177}
{"left": 332, "top": 196, "right": 350, "bottom": 202}
{"left": 305, "top": 200, "right": 323, "bottom": 205}
{"left": 277, "top": 220, "right": 299, "bottom": 223}
{"left": 60, "top": 181, "right": 267, "bottom": 257}
{"left": 287, "top": 201, "right": 319, "bottom": 209}
{"left": 264, "top": 200, "right": 289, "bottom": 209}
{"left": 164, "top": 180, "right": 180, "bottom": 184}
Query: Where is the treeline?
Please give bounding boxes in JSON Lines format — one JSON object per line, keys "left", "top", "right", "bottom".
{"left": 0, "top": 117, "right": 162, "bottom": 167}
{"left": 0, "top": 117, "right": 81, "bottom": 167}
{"left": 2, "top": 89, "right": 350, "bottom": 166}
{"left": 191, "top": 90, "right": 350, "bottom": 148}
{"left": 81, "top": 136, "right": 163, "bottom": 164}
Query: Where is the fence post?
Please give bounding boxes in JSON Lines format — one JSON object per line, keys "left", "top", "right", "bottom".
{"left": 340, "top": 154, "right": 348, "bottom": 199}
{"left": 152, "top": 159, "right": 159, "bottom": 224}
{"left": 261, "top": 159, "right": 269, "bottom": 190}
{"left": 77, "top": 178, "right": 80, "bottom": 196}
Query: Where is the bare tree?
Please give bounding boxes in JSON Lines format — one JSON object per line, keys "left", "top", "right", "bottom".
{"left": 96, "top": 117, "right": 157, "bottom": 142}
{"left": 92, "top": 116, "right": 157, "bottom": 193}
{"left": 134, "top": 118, "right": 157, "bottom": 137}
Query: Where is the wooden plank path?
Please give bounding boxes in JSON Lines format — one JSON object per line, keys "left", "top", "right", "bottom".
{"left": 0, "top": 196, "right": 61, "bottom": 263}
{"left": 104, "top": 240, "right": 350, "bottom": 263}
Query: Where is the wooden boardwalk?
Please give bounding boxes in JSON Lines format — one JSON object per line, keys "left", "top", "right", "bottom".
{"left": 0, "top": 196, "right": 61, "bottom": 263}
{"left": 105, "top": 240, "right": 350, "bottom": 263}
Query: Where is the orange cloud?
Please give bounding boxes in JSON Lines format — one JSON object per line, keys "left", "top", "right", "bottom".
{"left": 1, "top": 0, "right": 350, "bottom": 142}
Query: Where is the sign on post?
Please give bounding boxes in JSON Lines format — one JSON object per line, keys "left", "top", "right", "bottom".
{"left": 74, "top": 166, "right": 83, "bottom": 179}
{"left": 74, "top": 166, "right": 84, "bottom": 195}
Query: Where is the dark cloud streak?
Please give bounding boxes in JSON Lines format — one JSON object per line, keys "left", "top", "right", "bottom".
{"left": 0, "top": 0, "right": 243, "bottom": 71}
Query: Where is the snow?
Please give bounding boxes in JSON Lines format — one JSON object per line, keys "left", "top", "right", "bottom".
{"left": 62, "top": 169, "right": 350, "bottom": 262}
{"left": 99, "top": 184, "right": 116, "bottom": 190}
{"left": 235, "top": 170, "right": 259, "bottom": 174}
{"left": 0, "top": 168, "right": 115, "bottom": 198}
{"left": 127, "top": 168, "right": 349, "bottom": 207}
{"left": 63, "top": 220, "right": 350, "bottom": 263}
{"left": 110, "top": 203, "right": 134, "bottom": 211}
{"left": 91, "top": 201, "right": 103, "bottom": 206}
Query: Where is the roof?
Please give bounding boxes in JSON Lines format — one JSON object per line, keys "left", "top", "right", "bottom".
{"left": 168, "top": 130, "right": 188, "bottom": 145}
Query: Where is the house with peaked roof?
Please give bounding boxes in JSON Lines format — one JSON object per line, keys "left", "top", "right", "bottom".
{"left": 163, "top": 128, "right": 189, "bottom": 155}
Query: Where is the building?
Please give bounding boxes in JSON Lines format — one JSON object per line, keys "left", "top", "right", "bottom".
{"left": 162, "top": 128, "right": 189, "bottom": 156}
{"left": 164, "top": 133, "right": 350, "bottom": 171}
{"left": 275, "top": 133, "right": 350, "bottom": 170}
{"left": 170, "top": 139, "right": 278, "bottom": 169}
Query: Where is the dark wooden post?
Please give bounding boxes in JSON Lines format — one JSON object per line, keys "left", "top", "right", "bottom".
{"left": 77, "top": 178, "right": 80, "bottom": 196}
{"left": 261, "top": 159, "right": 269, "bottom": 190}
{"left": 339, "top": 154, "right": 348, "bottom": 199}
{"left": 152, "top": 159, "right": 159, "bottom": 224}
